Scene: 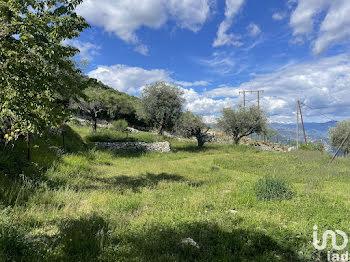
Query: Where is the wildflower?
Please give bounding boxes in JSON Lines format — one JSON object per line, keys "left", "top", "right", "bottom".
{"left": 11, "top": 126, "right": 14, "bottom": 130}
{"left": 8, "top": 136, "right": 13, "bottom": 141}
{"left": 11, "top": 132, "right": 14, "bottom": 136}
{"left": 4, "top": 134, "right": 9, "bottom": 139}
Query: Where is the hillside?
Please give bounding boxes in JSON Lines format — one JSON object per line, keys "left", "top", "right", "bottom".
{"left": 271, "top": 121, "right": 337, "bottom": 148}
{"left": 1, "top": 125, "right": 350, "bottom": 261}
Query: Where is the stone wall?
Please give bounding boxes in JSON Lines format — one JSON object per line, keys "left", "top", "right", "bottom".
{"left": 94, "top": 141, "right": 171, "bottom": 153}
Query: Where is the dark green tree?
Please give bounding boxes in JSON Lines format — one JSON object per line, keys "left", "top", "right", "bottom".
{"left": 176, "top": 111, "right": 210, "bottom": 148}
{"left": 217, "top": 105, "right": 268, "bottom": 145}
{"left": 138, "top": 82, "right": 185, "bottom": 135}
{"left": 329, "top": 120, "right": 350, "bottom": 157}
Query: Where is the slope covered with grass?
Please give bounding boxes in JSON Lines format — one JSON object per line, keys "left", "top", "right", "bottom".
{"left": 1, "top": 125, "right": 350, "bottom": 261}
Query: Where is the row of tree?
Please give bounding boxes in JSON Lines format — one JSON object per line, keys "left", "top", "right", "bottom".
{"left": 136, "top": 82, "right": 268, "bottom": 148}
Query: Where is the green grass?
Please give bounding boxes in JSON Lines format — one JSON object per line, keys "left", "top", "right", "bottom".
{"left": 73, "top": 125, "right": 167, "bottom": 143}
{"left": 1, "top": 125, "right": 350, "bottom": 261}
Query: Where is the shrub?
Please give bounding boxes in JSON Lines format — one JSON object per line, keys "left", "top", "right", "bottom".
{"left": 111, "top": 120, "right": 128, "bottom": 132}
{"left": 254, "top": 177, "right": 294, "bottom": 201}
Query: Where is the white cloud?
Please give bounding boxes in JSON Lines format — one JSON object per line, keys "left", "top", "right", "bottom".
{"left": 212, "top": 0, "right": 245, "bottom": 47}
{"left": 175, "top": 80, "right": 210, "bottom": 87}
{"left": 247, "top": 23, "right": 261, "bottom": 37}
{"left": 272, "top": 12, "right": 285, "bottom": 21}
{"left": 182, "top": 88, "right": 236, "bottom": 115}
{"left": 199, "top": 51, "right": 236, "bottom": 75}
{"left": 76, "top": 0, "right": 212, "bottom": 54}
{"left": 205, "top": 53, "right": 350, "bottom": 122}
{"left": 289, "top": 0, "right": 328, "bottom": 36}
{"left": 289, "top": 0, "right": 350, "bottom": 55}
{"left": 87, "top": 65, "right": 172, "bottom": 94}
{"left": 313, "top": 0, "right": 350, "bottom": 55}
{"left": 134, "top": 45, "right": 149, "bottom": 56}
{"left": 63, "top": 39, "right": 100, "bottom": 60}
{"left": 202, "top": 115, "right": 218, "bottom": 124}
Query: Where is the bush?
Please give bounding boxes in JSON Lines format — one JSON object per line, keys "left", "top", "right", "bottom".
{"left": 254, "top": 177, "right": 294, "bottom": 201}
{"left": 111, "top": 120, "right": 128, "bottom": 132}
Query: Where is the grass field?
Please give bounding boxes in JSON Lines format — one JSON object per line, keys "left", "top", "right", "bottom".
{"left": 1, "top": 125, "right": 350, "bottom": 261}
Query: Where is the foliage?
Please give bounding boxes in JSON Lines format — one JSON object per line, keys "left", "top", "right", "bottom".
{"left": 0, "top": 0, "right": 90, "bottom": 142}
{"left": 299, "top": 141, "right": 324, "bottom": 152}
{"left": 137, "top": 82, "right": 185, "bottom": 135}
{"left": 111, "top": 120, "right": 128, "bottom": 132}
{"left": 74, "top": 79, "right": 141, "bottom": 132}
{"left": 329, "top": 120, "right": 350, "bottom": 156}
{"left": 217, "top": 105, "right": 268, "bottom": 145}
{"left": 254, "top": 177, "right": 294, "bottom": 201}
{"left": 175, "top": 111, "right": 209, "bottom": 148}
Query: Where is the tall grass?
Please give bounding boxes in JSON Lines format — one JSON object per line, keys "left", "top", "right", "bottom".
{"left": 0, "top": 124, "right": 349, "bottom": 261}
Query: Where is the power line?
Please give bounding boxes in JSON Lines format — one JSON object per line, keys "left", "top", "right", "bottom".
{"left": 300, "top": 102, "right": 338, "bottom": 122}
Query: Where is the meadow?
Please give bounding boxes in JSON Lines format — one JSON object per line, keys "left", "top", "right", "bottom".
{"left": 1, "top": 125, "right": 350, "bottom": 261}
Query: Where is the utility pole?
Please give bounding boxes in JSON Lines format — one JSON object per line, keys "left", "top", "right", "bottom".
{"left": 239, "top": 90, "right": 264, "bottom": 141}
{"left": 296, "top": 101, "right": 299, "bottom": 149}
{"left": 239, "top": 90, "right": 264, "bottom": 108}
{"left": 298, "top": 101, "right": 307, "bottom": 144}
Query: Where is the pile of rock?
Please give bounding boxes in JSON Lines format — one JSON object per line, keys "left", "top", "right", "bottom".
{"left": 94, "top": 141, "right": 171, "bottom": 153}
{"left": 126, "top": 127, "right": 140, "bottom": 134}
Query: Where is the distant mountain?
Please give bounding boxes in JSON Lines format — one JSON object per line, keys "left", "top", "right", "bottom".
{"left": 271, "top": 121, "right": 337, "bottom": 150}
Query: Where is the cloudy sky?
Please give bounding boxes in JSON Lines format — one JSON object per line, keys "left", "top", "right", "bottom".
{"left": 69, "top": 0, "right": 350, "bottom": 123}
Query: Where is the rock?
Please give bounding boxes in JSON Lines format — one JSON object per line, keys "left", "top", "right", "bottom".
{"left": 126, "top": 127, "right": 140, "bottom": 134}
{"left": 181, "top": 238, "right": 200, "bottom": 249}
{"left": 93, "top": 141, "right": 171, "bottom": 153}
{"left": 288, "top": 147, "right": 296, "bottom": 152}
{"left": 48, "top": 146, "right": 64, "bottom": 156}
{"left": 228, "top": 209, "right": 238, "bottom": 214}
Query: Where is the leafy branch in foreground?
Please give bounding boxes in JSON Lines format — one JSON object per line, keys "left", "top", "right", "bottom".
{"left": 0, "top": 0, "right": 90, "bottom": 143}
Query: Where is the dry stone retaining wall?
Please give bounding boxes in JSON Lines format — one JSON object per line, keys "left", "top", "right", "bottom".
{"left": 94, "top": 141, "right": 171, "bottom": 153}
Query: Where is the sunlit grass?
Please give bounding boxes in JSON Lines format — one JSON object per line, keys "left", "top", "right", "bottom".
{"left": 1, "top": 125, "right": 350, "bottom": 261}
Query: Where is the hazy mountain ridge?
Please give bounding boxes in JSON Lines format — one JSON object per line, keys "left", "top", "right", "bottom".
{"left": 271, "top": 121, "right": 337, "bottom": 149}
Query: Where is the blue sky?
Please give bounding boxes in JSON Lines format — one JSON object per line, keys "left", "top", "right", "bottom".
{"left": 66, "top": 0, "right": 350, "bottom": 123}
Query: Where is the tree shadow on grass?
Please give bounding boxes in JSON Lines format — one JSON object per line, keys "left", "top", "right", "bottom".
{"left": 0, "top": 125, "right": 86, "bottom": 206}
{"left": 113, "top": 221, "right": 305, "bottom": 262}
{"left": 85, "top": 172, "right": 189, "bottom": 192}
{"left": 172, "top": 144, "right": 211, "bottom": 153}
{"left": 96, "top": 148, "right": 148, "bottom": 158}
{"left": 54, "top": 214, "right": 109, "bottom": 262}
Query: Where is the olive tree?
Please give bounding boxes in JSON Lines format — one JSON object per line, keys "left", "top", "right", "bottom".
{"left": 0, "top": 0, "right": 89, "bottom": 143}
{"left": 176, "top": 111, "right": 210, "bottom": 148}
{"left": 138, "top": 82, "right": 184, "bottom": 135}
{"left": 217, "top": 105, "right": 268, "bottom": 145}
{"left": 329, "top": 120, "right": 350, "bottom": 157}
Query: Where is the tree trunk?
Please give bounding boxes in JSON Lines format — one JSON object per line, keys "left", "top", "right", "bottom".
{"left": 93, "top": 117, "right": 97, "bottom": 133}
{"left": 62, "top": 125, "right": 66, "bottom": 153}
{"left": 233, "top": 136, "right": 240, "bottom": 145}
{"left": 158, "top": 125, "right": 164, "bottom": 136}
{"left": 197, "top": 136, "right": 205, "bottom": 148}
{"left": 27, "top": 132, "right": 31, "bottom": 162}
